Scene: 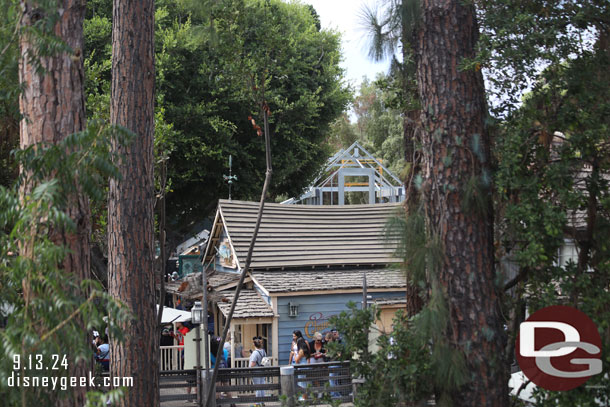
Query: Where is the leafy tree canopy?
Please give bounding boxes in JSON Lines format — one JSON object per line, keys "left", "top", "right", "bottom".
{"left": 84, "top": 0, "right": 351, "bottom": 230}
{"left": 329, "top": 74, "right": 406, "bottom": 178}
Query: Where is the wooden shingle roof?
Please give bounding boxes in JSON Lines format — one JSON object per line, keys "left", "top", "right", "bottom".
{"left": 216, "top": 290, "right": 274, "bottom": 319}
{"left": 372, "top": 296, "right": 407, "bottom": 306}
{"left": 213, "top": 200, "right": 403, "bottom": 270}
{"left": 251, "top": 269, "right": 406, "bottom": 293}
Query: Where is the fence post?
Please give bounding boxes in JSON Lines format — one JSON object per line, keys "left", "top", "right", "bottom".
{"left": 352, "top": 376, "right": 365, "bottom": 401}
{"left": 202, "top": 369, "right": 216, "bottom": 407}
{"left": 280, "top": 365, "right": 295, "bottom": 407}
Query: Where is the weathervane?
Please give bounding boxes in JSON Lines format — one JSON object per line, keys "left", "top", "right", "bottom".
{"left": 222, "top": 155, "right": 238, "bottom": 200}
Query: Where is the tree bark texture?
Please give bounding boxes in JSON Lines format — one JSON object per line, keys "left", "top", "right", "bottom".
{"left": 19, "top": 1, "right": 90, "bottom": 405}
{"left": 108, "top": 0, "right": 159, "bottom": 405}
{"left": 415, "top": 1, "right": 508, "bottom": 406}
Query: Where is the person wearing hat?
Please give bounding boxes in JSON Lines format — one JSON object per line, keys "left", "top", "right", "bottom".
{"left": 330, "top": 328, "right": 341, "bottom": 344}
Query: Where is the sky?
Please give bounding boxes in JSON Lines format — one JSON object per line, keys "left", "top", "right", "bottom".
{"left": 300, "top": 0, "right": 391, "bottom": 89}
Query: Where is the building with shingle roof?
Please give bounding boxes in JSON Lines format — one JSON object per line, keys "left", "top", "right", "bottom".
{"left": 193, "top": 199, "right": 406, "bottom": 366}
{"left": 203, "top": 199, "right": 402, "bottom": 269}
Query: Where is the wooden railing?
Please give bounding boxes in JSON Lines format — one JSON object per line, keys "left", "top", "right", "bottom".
{"left": 160, "top": 345, "right": 184, "bottom": 371}
{"left": 216, "top": 366, "right": 281, "bottom": 405}
{"left": 232, "top": 356, "right": 278, "bottom": 368}
{"left": 232, "top": 357, "right": 249, "bottom": 368}
{"left": 160, "top": 349, "right": 279, "bottom": 371}
{"left": 158, "top": 362, "right": 353, "bottom": 406}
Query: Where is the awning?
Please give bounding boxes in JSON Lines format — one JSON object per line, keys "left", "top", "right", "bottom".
{"left": 156, "top": 305, "right": 191, "bottom": 324}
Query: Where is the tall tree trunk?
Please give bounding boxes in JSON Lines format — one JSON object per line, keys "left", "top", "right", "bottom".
{"left": 415, "top": 1, "right": 507, "bottom": 405}
{"left": 19, "top": 1, "right": 90, "bottom": 405}
{"left": 399, "top": 6, "right": 424, "bottom": 316}
{"left": 403, "top": 105, "right": 422, "bottom": 317}
{"left": 108, "top": 0, "right": 159, "bottom": 405}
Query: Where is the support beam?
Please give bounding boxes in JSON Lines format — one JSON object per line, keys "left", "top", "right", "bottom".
{"left": 272, "top": 297, "right": 279, "bottom": 365}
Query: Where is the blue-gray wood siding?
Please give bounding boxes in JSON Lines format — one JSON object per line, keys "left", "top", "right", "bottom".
{"left": 276, "top": 292, "right": 404, "bottom": 365}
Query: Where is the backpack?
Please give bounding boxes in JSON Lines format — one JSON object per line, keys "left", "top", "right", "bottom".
{"left": 256, "top": 349, "right": 272, "bottom": 367}
{"left": 261, "top": 356, "right": 272, "bottom": 367}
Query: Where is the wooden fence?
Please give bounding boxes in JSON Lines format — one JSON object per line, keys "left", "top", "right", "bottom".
{"left": 293, "top": 361, "right": 352, "bottom": 403}
{"left": 159, "top": 362, "right": 352, "bottom": 406}
{"left": 216, "top": 366, "right": 281, "bottom": 405}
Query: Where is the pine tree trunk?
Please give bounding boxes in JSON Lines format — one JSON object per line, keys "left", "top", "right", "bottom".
{"left": 415, "top": 1, "right": 508, "bottom": 405}
{"left": 19, "top": 1, "right": 90, "bottom": 405}
{"left": 108, "top": 0, "right": 159, "bottom": 405}
{"left": 401, "top": 20, "right": 423, "bottom": 317}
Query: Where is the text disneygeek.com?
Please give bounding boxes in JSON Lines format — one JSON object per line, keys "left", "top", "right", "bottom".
{"left": 7, "top": 372, "right": 133, "bottom": 391}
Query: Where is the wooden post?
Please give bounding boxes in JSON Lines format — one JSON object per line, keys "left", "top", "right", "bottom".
{"left": 230, "top": 324, "right": 235, "bottom": 368}
{"left": 280, "top": 366, "right": 296, "bottom": 407}
{"left": 352, "top": 376, "right": 365, "bottom": 400}
{"left": 195, "top": 326, "right": 202, "bottom": 407}
{"left": 202, "top": 269, "right": 210, "bottom": 399}
{"left": 362, "top": 273, "right": 369, "bottom": 360}
{"left": 202, "top": 369, "right": 216, "bottom": 407}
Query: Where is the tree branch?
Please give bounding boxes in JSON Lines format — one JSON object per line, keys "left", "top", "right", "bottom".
{"left": 205, "top": 103, "right": 273, "bottom": 407}
{"left": 39, "top": 291, "right": 96, "bottom": 344}
{"left": 503, "top": 267, "right": 529, "bottom": 292}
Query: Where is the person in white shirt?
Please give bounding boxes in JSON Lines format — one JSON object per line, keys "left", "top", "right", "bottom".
{"left": 95, "top": 335, "right": 110, "bottom": 371}
{"left": 249, "top": 336, "right": 267, "bottom": 401}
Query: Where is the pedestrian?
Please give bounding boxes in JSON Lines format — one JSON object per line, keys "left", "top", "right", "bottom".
{"left": 324, "top": 332, "right": 341, "bottom": 398}
{"left": 172, "top": 321, "right": 189, "bottom": 369}
{"left": 223, "top": 335, "right": 232, "bottom": 367}
{"left": 289, "top": 330, "right": 304, "bottom": 365}
{"left": 308, "top": 332, "right": 326, "bottom": 398}
{"left": 160, "top": 326, "right": 173, "bottom": 346}
{"left": 209, "top": 336, "right": 231, "bottom": 402}
{"left": 330, "top": 328, "right": 341, "bottom": 344}
{"left": 249, "top": 336, "right": 267, "bottom": 404}
{"left": 323, "top": 332, "right": 334, "bottom": 359}
{"left": 94, "top": 335, "right": 110, "bottom": 371}
{"left": 172, "top": 321, "right": 190, "bottom": 347}
{"left": 172, "top": 322, "right": 193, "bottom": 401}
{"left": 308, "top": 332, "right": 326, "bottom": 364}
{"left": 294, "top": 336, "right": 310, "bottom": 399}
{"left": 210, "top": 335, "right": 228, "bottom": 368}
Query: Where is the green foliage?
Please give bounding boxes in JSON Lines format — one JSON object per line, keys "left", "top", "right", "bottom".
{"left": 383, "top": 203, "right": 473, "bottom": 403}
{"left": 0, "top": 122, "right": 132, "bottom": 405}
{"left": 461, "top": 173, "right": 490, "bottom": 217}
{"left": 360, "top": 0, "right": 421, "bottom": 64}
{"left": 346, "top": 74, "right": 406, "bottom": 177}
{"left": 385, "top": 206, "right": 427, "bottom": 285}
{"left": 475, "top": 0, "right": 610, "bottom": 116}
{"left": 84, "top": 0, "right": 351, "bottom": 227}
{"left": 328, "top": 303, "right": 433, "bottom": 406}
{"left": 478, "top": 0, "right": 610, "bottom": 404}
{"left": 494, "top": 52, "right": 610, "bottom": 403}
{"left": 15, "top": 121, "right": 132, "bottom": 202}
{"left": 326, "top": 114, "right": 358, "bottom": 151}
